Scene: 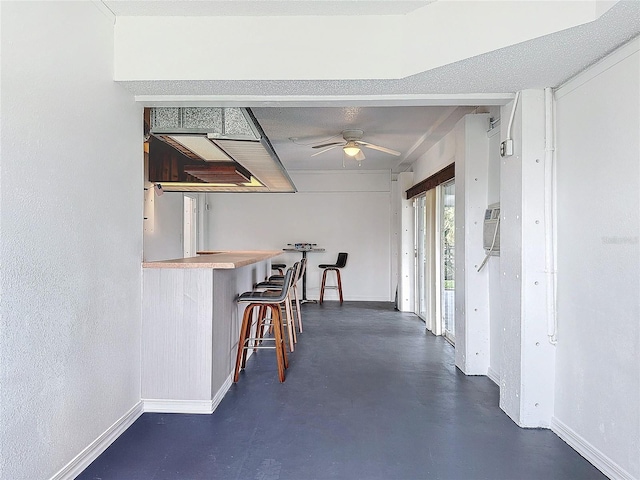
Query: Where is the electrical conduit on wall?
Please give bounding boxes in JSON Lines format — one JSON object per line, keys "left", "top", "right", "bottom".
{"left": 544, "top": 87, "right": 558, "bottom": 345}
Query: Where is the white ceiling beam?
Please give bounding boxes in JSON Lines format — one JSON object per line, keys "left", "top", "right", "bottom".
{"left": 132, "top": 93, "right": 516, "bottom": 107}
{"left": 114, "top": 2, "right": 607, "bottom": 82}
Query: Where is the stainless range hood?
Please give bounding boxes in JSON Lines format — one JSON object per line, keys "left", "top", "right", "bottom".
{"left": 147, "top": 107, "right": 296, "bottom": 193}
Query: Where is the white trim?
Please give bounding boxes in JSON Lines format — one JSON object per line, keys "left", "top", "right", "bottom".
{"left": 551, "top": 417, "right": 637, "bottom": 480}
{"left": 556, "top": 36, "right": 640, "bottom": 100}
{"left": 487, "top": 367, "right": 500, "bottom": 386}
{"left": 211, "top": 374, "right": 233, "bottom": 412}
{"left": 50, "top": 402, "right": 143, "bottom": 480}
{"left": 132, "top": 93, "right": 515, "bottom": 107}
{"left": 143, "top": 374, "right": 233, "bottom": 414}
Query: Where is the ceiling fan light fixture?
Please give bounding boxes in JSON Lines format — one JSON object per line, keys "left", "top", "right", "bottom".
{"left": 343, "top": 142, "right": 361, "bottom": 157}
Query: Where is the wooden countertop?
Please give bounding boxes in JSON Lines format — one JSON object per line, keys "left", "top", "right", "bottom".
{"left": 142, "top": 250, "right": 282, "bottom": 269}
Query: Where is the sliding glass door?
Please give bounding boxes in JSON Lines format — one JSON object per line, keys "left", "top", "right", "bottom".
{"left": 415, "top": 195, "right": 427, "bottom": 320}
{"left": 441, "top": 180, "right": 455, "bottom": 343}
{"left": 413, "top": 176, "right": 454, "bottom": 340}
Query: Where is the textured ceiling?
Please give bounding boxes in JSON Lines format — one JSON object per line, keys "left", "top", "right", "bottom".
{"left": 119, "top": 1, "right": 640, "bottom": 97}
{"left": 251, "top": 105, "right": 475, "bottom": 172}
{"left": 109, "top": 1, "right": 640, "bottom": 173}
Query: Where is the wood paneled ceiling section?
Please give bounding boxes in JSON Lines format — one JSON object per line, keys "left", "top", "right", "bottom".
{"left": 148, "top": 136, "right": 252, "bottom": 185}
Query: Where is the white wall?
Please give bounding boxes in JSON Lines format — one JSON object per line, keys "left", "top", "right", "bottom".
{"left": 113, "top": 3, "right": 602, "bottom": 81}
{"left": 486, "top": 123, "right": 503, "bottom": 384}
{"left": 204, "top": 170, "right": 392, "bottom": 302}
{"left": 143, "top": 192, "right": 184, "bottom": 261}
{"left": 553, "top": 38, "right": 639, "bottom": 479}
{"left": 0, "top": 3, "right": 142, "bottom": 479}
{"left": 454, "top": 114, "right": 492, "bottom": 375}
{"left": 499, "top": 90, "right": 556, "bottom": 428}
{"left": 396, "top": 172, "right": 415, "bottom": 312}
{"left": 408, "top": 113, "right": 494, "bottom": 376}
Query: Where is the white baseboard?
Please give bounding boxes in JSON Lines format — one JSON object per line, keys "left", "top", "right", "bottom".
{"left": 50, "top": 401, "right": 143, "bottom": 480}
{"left": 143, "top": 374, "right": 233, "bottom": 414}
{"left": 487, "top": 367, "right": 500, "bottom": 386}
{"left": 551, "top": 417, "right": 637, "bottom": 480}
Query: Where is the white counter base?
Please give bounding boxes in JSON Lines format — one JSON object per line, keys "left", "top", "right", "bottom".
{"left": 141, "top": 257, "right": 271, "bottom": 411}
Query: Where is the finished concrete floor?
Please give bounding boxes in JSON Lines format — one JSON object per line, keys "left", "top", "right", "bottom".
{"left": 78, "top": 301, "right": 605, "bottom": 480}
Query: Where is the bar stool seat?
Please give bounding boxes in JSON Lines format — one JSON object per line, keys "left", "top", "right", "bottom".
{"left": 235, "top": 268, "right": 294, "bottom": 383}
{"left": 271, "top": 263, "right": 286, "bottom": 275}
{"left": 319, "top": 252, "right": 348, "bottom": 304}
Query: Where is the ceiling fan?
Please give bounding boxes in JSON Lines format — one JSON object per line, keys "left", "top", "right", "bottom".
{"left": 310, "top": 129, "right": 401, "bottom": 165}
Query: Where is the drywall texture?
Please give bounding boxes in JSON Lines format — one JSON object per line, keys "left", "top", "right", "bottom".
{"left": 499, "top": 91, "right": 556, "bottom": 428}
{"left": 454, "top": 114, "right": 491, "bottom": 375}
{"left": 204, "top": 171, "right": 392, "bottom": 302}
{"left": 554, "top": 39, "right": 639, "bottom": 478}
{"left": 0, "top": 3, "right": 142, "bottom": 479}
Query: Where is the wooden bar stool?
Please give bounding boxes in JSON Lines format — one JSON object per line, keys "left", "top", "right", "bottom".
{"left": 319, "top": 252, "right": 348, "bottom": 304}
{"left": 254, "top": 261, "right": 301, "bottom": 352}
{"left": 260, "top": 258, "right": 305, "bottom": 334}
{"left": 234, "top": 268, "right": 294, "bottom": 383}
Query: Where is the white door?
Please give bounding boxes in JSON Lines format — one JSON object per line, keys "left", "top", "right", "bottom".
{"left": 183, "top": 195, "right": 197, "bottom": 257}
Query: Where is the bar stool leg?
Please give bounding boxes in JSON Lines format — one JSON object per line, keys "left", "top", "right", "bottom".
{"left": 283, "top": 296, "right": 295, "bottom": 352}
{"left": 254, "top": 305, "right": 267, "bottom": 352}
{"left": 336, "top": 270, "right": 343, "bottom": 304}
{"left": 242, "top": 305, "right": 258, "bottom": 368}
{"left": 270, "top": 305, "right": 287, "bottom": 382}
{"left": 234, "top": 303, "right": 255, "bottom": 382}
{"left": 320, "top": 269, "right": 329, "bottom": 304}
{"left": 293, "top": 283, "right": 303, "bottom": 332}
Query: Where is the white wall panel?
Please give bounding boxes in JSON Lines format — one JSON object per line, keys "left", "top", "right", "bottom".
{"left": 143, "top": 192, "right": 185, "bottom": 261}
{"left": 499, "top": 90, "right": 556, "bottom": 428}
{"left": 397, "top": 172, "right": 415, "bottom": 312}
{"left": 205, "top": 171, "right": 392, "bottom": 301}
{"left": 0, "top": 3, "right": 142, "bottom": 479}
{"left": 554, "top": 39, "right": 639, "bottom": 479}
{"left": 487, "top": 126, "right": 503, "bottom": 383}
{"left": 454, "top": 114, "right": 491, "bottom": 375}
{"left": 114, "top": 4, "right": 601, "bottom": 81}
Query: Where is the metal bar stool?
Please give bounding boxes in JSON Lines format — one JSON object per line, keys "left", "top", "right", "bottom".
{"left": 319, "top": 252, "right": 348, "bottom": 304}
{"left": 234, "top": 268, "right": 294, "bottom": 383}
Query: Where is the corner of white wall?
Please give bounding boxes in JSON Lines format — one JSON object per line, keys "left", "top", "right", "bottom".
{"left": 499, "top": 90, "right": 556, "bottom": 428}
{"left": 453, "top": 113, "right": 492, "bottom": 376}
{"left": 397, "top": 172, "right": 415, "bottom": 312}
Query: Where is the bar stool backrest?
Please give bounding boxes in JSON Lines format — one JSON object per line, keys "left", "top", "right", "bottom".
{"left": 335, "top": 252, "right": 348, "bottom": 268}
{"left": 266, "top": 268, "right": 294, "bottom": 303}
{"left": 297, "top": 258, "right": 307, "bottom": 282}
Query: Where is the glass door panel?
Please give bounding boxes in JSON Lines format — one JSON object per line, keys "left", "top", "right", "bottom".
{"left": 415, "top": 195, "right": 427, "bottom": 320}
{"left": 441, "top": 180, "right": 455, "bottom": 343}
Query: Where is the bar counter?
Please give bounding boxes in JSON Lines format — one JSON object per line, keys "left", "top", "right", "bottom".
{"left": 141, "top": 250, "right": 281, "bottom": 414}
{"left": 143, "top": 250, "right": 281, "bottom": 269}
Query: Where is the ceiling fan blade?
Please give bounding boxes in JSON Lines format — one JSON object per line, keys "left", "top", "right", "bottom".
{"left": 312, "top": 141, "right": 343, "bottom": 149}
{"left": 359, "top": 141, "right": 401, "bottom": 156}
{"left": 311, "top": 144, "right": 341, "bottom": 157}
{"left": 355, "top": 150, "right": 366, "bottom": 161}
